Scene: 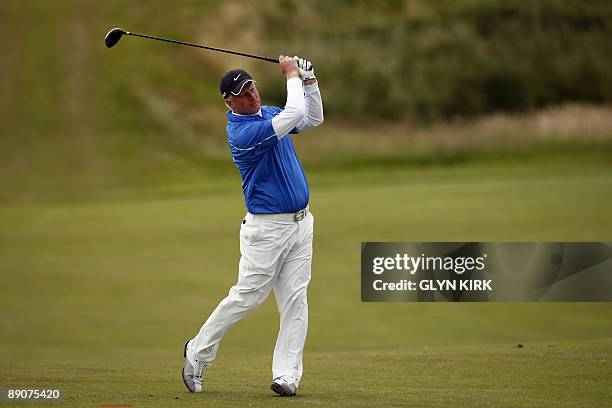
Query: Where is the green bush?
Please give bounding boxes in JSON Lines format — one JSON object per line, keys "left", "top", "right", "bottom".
{"left": 257, "top": 0, "right": 612, "bottom": 121}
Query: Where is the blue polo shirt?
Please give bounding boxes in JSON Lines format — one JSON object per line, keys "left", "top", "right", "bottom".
{"left": 227, "top": 105, "right": 309, "bottom": 214}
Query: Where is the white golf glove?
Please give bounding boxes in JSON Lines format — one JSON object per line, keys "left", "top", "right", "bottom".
{"left": 293, "top": 56, "right": 315, "bottom": 81}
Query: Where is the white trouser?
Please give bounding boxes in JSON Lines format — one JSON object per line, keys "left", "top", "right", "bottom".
{"left": 188, "top": 211, "right": 314, "bottom": 382}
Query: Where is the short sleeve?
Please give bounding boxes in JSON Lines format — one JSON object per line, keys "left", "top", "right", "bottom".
{"left": 229, "top": 119, "right": 279, "bottom": 163}
{"left": 269, "top": 106, "right": 299, "bottom": 136}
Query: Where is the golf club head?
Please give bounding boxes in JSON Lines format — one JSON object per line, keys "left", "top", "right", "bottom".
{"left": 105, "top": 28, "right": 127, "bottom": 48}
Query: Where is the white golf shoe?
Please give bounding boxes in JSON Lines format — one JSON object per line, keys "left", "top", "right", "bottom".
{"left": 181, "top": 340, "right": 209, "bottom": 393}
{"left": 271, "top": 375, "right": 298, "bottom": 397}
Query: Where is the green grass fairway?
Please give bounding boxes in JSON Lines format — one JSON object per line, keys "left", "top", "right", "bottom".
{"left": 2, "top": 340, "right": 610, "bottom": 407}
{"left": 1, "top": 158, "right": 611, "bottom": 407}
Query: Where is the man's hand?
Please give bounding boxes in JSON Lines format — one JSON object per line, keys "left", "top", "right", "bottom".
{"left": 279, "top": 55, "right": 299, "bottom": 79}
{"left": 293, "top": 56, "right": 316, "bottom": 81}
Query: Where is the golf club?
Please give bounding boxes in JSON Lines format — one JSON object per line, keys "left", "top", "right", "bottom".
{"left": 105, "top": 28, "right": 279, "bottom": 64}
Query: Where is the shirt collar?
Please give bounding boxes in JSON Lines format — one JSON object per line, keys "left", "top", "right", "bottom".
{"left": 230, "top": 109, "right": 262, "bottom": 117}
{"left": 227, "top": 108, "right": 266, "bottom": 122}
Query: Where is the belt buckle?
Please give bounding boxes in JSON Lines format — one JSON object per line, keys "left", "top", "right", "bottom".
{"left": 294, "top": 209, "right": 305, "bottom": 222}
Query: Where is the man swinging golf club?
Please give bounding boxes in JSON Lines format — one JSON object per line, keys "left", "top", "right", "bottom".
{"left": 182, "top": 55, "right": 323, "bottom": 397}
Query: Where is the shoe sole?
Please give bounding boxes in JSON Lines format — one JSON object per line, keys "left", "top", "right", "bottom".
{"left": 271, "top": 382, "right": 296, "bottom": 397}
{"left": 182, "top": 367, "right": 194, "bottom": 392}
{"left": 182, "top": 341, "right": 196, "bottom": 393}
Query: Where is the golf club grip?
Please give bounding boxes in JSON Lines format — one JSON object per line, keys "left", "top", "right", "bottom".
{"left": 128, "top": 32, "right": 279, "bottom": 63}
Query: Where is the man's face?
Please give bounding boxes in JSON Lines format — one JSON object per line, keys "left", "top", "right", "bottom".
{"left": 227, "top": 82, "right": 261, "bottom": 115}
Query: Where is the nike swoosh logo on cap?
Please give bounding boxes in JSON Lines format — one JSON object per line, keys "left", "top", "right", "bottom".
{"left": 234, "top": 74, "right": 241, "bottom": 81}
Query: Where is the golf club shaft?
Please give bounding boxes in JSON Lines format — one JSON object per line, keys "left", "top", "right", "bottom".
{"left": 126, "top": 31, "right": 279, "bottom": 63}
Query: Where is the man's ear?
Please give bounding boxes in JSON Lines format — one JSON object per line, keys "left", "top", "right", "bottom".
{"left": 225, "top": 97, "right": 233, "bottom": 111}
